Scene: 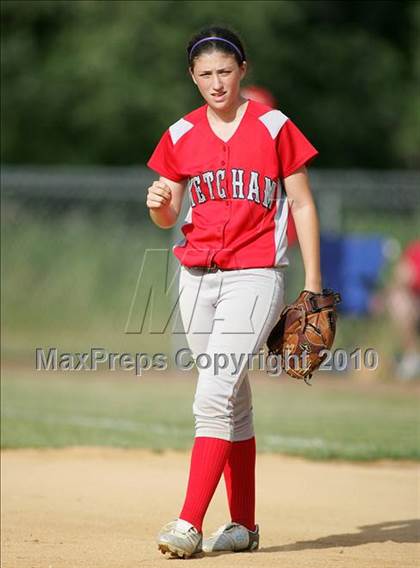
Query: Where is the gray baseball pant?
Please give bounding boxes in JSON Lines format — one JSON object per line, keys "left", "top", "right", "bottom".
{"left": 178, "top": 265, "right": 286, "bottom": 442}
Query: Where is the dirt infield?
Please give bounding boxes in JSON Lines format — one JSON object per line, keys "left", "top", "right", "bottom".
{"left": 2, "top": 448, "right": 419, "bottom": 568}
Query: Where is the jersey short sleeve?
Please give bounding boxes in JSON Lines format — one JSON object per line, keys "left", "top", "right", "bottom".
{"left": 147, "top": 130, "right": 184, "bottom": 182}
{"left": 277, "top": 119, "right": 319, "bottom": 179}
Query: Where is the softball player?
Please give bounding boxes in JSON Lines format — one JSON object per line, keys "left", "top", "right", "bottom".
{"left": 146, "top": 26, "right": 322, "bottom": 558}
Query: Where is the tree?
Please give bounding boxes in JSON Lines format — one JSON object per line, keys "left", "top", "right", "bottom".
{"left": 1, "top": 0, "right": 416, "bottom": 167}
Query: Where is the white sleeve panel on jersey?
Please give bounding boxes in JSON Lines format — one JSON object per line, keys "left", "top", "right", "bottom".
{"left": 274, "top": 183, "right": 290, "bottom": 267}
{"left": 258, "top": 110, "right": 288, "bottom": 139}
{"left": 169, "top": 118, "right": 194, "bottom": 145}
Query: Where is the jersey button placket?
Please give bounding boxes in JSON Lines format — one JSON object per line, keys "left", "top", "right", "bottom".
{"left": 224, "top": 144, "right": 230, "bottom": 208}
{"left": 221, "top": 144, "right": 226, "bottom": 167}
{"left": 220, "top": 144, "right": 230, "bottom": 250}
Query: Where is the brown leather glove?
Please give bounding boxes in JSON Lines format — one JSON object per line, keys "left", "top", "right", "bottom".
{"left": 266, "top": 288, "right": 341, "bottom": 384}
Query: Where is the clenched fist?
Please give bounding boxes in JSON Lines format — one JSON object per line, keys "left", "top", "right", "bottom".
{"left": 147, "top": 180, "right": 172, "bottom": 209}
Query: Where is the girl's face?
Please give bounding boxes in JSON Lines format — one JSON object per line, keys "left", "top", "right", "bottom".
{"left": 189, "top": 50, "right": 247, "bottom": 112}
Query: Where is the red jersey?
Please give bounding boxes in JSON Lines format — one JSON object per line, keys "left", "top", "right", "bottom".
{"left": 147, "top": 98, "right": 318, "bottom": 269}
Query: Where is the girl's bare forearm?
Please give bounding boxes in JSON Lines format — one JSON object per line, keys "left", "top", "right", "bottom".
{"left": 292, "top": 202, "right": 322, "bottom": 292}
{"left": 149, "top": 205, "right": 178, "bottom": 229}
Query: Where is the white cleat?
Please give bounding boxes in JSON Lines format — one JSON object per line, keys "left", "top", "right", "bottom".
{"left": 157, "top": 518, "right": 203, "bottom": 559}
{"left": 202, "top": 522, "right": 260, "bottom": 553}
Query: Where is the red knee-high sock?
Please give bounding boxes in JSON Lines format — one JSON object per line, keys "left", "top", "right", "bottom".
{"left": 223, "top": 436, "right": 256, "bottom": 531}
{"left": 179, "top": 437, "right": 232, "bottom": 532}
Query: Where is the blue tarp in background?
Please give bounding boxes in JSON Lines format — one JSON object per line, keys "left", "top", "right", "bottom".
{"left": 320, "top": 234, "right": 388, "bottom": 316}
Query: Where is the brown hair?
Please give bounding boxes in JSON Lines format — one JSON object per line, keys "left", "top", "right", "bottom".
{"left": 187, "top": 26, "right": 246, "bottom": 69}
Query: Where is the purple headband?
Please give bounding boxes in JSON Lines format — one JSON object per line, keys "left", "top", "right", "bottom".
{"left": 188, "top": 36, "right": 243, "bottom": 61}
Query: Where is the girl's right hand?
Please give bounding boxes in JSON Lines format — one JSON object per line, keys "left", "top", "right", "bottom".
{"left": 146, "top": 180, "right": 172, "bottom": 209}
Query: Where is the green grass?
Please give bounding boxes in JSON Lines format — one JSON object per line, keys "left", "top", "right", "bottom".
{"left": 2, "top": 210, "right": 413, "bottom": 373}
{"left": 2, "top": 208, "right": 420, "bottom": 461}
{"left": 2, "top": 210, "right": 179, "bottom": 358}
{"left": 2, "top": 371, "right": 419, "bottom": 461}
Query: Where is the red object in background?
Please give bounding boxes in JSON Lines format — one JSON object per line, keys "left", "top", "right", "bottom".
{"left": 241, "top": 85, "right": 277, "bottom": 108}
{"left": 241, "top": 84, "right": 298, "bottom": 247}
{"left": 402, "top": 240, "right": 420, "bottom": 294}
